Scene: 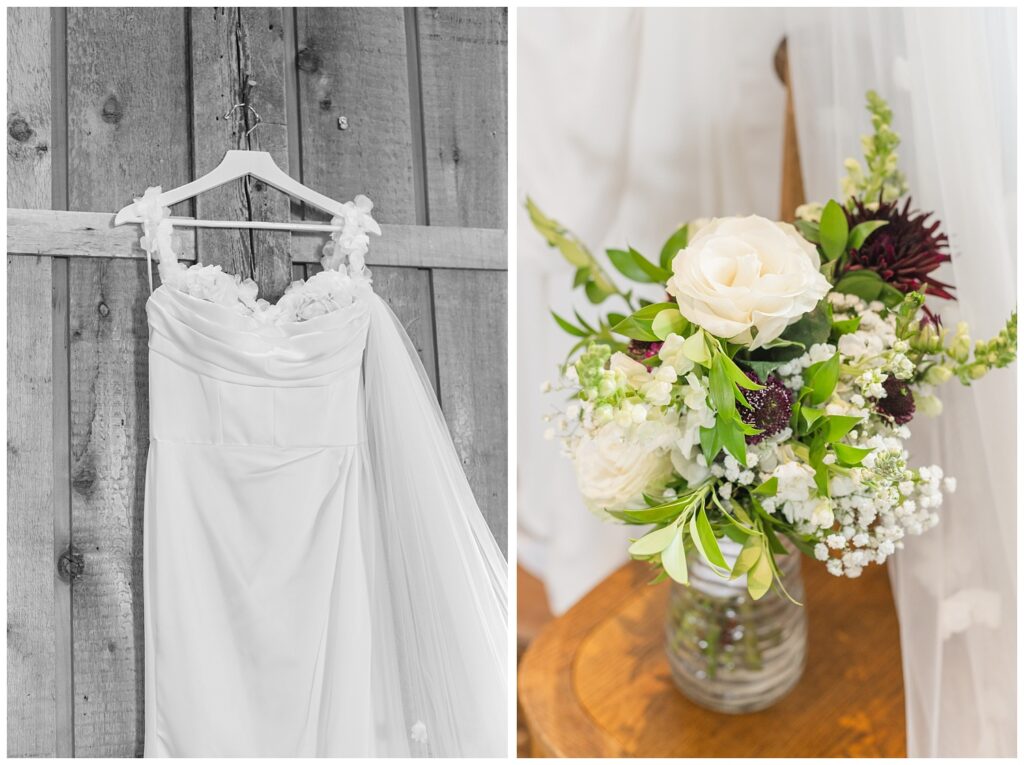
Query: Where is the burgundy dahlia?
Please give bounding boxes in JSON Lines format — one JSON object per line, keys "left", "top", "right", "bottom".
{"left": 875, "top": 375, "right": 916, "bottom": 425}
{"left": 844, "top": 195, "right": 954, "bottom": 301}
{"left": 739, "top": 371, "right": 795, "bottom": 444}
{"left": 627, "top": 339, "right": 663, "bottom": 367}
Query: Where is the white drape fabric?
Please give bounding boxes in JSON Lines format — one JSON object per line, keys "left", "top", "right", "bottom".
{"left": 518, "top": 7, "right": 787, "bottom": 612}
{"left": 143, "top": 223, "right": 506, "bottom": 755}
{"left": 787, "top": 8, "right": 1017, "bottom": 757}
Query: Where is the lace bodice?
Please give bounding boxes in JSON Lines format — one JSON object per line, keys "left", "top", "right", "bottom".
{"left": 133, "top": 187, "right": 381, "bottom": 324}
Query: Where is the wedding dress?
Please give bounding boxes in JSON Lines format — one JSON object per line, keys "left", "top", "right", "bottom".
{"left": 134, "top": 189, "right": 507, "bottom": 757}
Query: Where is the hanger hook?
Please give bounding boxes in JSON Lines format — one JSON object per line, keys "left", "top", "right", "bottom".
{"left": 223, "top": 103, "right": 262, "bottom": 138}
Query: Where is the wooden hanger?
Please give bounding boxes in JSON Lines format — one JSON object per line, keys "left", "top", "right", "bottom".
{"left": 113, "top": 150, "right": 347, "bottom": 233}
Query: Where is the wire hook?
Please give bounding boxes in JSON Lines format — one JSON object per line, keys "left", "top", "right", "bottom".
{"left": 223, "top": 103, "right": 262, "bottom": 138}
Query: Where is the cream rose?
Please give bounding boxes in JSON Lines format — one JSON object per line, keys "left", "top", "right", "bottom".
{"left": 666, "top": 215, "right": 830, "bottom": 350}
{"left": 572, "top": 418, "right": 678, "bottom": 515}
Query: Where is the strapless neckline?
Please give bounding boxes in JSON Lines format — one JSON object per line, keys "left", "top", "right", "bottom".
{"left": 132, "top": 185, "right": 380, "bottom": 326}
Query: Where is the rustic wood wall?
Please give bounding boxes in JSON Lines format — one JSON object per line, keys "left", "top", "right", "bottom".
{"left": 6, "top": 7, "right": 507, "bottom": 757}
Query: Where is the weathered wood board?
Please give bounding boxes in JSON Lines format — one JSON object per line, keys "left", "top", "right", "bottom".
{"left": 418, "top": 7, "right": 508, "bottom": 228}
{"left": 7, "top": 7, "right": 508, "bottom": 756}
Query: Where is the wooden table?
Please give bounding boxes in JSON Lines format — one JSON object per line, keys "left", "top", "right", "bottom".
{"left": 519, "top": 560, "right": 906, "bottom": 757}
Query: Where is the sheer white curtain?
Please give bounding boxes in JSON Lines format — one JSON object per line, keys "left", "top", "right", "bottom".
{"left": 786, "top": 8, "right": 1017, "bottom": 757}
{"left": 518, "top": 7, "right": 788, "bottom": 612}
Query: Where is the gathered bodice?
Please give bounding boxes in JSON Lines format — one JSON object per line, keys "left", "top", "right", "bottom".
{"left": 135, "top": 186, "right": 382, "bottom": 449}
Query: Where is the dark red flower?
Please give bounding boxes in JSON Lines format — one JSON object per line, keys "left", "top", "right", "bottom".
{"left": 843, "top": 196, "right": 954, "bottom": 301}
{"left": 874, "top": 375, "right": 915, "bottom": 425}
{"left": 739, "top": 370, "right": 795, "bottom": 444}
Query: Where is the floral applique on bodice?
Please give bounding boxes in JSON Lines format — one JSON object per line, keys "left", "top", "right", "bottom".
{"left": 132, "top": 187, "right": 382, "bottom": 324}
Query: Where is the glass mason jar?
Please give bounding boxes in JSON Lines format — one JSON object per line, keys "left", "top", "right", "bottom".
{"left": 664, "top": 537, "right": 807, "bottom": 714}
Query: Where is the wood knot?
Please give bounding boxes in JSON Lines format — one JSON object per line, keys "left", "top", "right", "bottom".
{"left": 97, "top": 301, "right": 109, "bottom": 317}
{"left": 318, "top": 97, "right": 332, "bottom": 111}
{"left": 72, "top": 462, "right": 96, "bottom": 496}
{"left": 101, "top": 95, "right": 123, "bottom": 124}
{"left": 7, "top": 114, "right": 34, "bottom": 143}
{"left": 57, "top": 546, "right": 85, "bottom": 582}
{"left": 296, "top": 46, "right": 321, "bottom": 73}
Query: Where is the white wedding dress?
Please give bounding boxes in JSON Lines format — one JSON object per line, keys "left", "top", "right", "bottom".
{"left": 134, "top": 190, "right": 507, "bottom": 757}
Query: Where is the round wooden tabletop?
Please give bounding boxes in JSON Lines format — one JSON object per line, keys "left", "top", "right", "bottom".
{"left": 519, "top": 559, "right": 906, "bottom": 757}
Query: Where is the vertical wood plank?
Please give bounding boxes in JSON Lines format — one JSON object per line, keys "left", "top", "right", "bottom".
{"left": 6, "top": 7, "right": 61, "bottom": 757}
{"left": 7, "top": 7, "right": 52, "bottom": 208}
{"left": 432, "top": 270, "right": 507, "bottom": 552}
{"left": 7, "top": 255, "right": 58, "bottom": 757}
{"left": 190, "top": 7, "right": 293, "bottom": 301}
{"left": 295, "top": 8, "right": 416, "bottom": 223}
{"left": 65, "top": 8, "right": 190, "bottom": 755}
{"left": 417, "top": 8, "right": 508, "bottom": 228}
{"left": 416, "top": 7, "right": 508, "bottom": 548}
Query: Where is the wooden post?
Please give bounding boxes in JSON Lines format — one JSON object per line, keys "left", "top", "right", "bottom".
{"left": 775, "top": 38, "right": 806, "bottom": 222}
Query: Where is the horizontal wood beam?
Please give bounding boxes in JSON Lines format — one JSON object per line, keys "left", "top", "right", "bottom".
{"left": 7, "top": 208, "right": 506, "bottom": 271}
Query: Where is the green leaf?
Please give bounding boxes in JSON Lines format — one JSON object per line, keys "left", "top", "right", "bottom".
{"left": 610, "top": 302, "right": 677, "bottom": 341}
{"left": 722, "top": 523, "right": 750, "bottom": 545}
{"left": 692, "top": 506, "right": 728, "bottom": 570}
{"left": 584, "top": 279, "right": 613, "bottom": 304}
{"left": 607, "top": 248, "right": 654, "bottom": 283}
{"left": 651, "top": 308, "right": 686, "bottom": 340}
{"left": 720, "top": 354, "right": 763, "bottom": 390}
{"left": 572, "top": 267, "right": 590, "bottom": 288}
{"left": 730, "top": 500, "right": 754, "bottom": 527}
{"left": 742, "top": 358, "right": 787, "bottom": 381}
{"left": 628, "top": 246, "right": 674, "bottom": 282}
{"left": 525, "top": 197, "right": 590, "bottom": 268}
{"left": 801, "top": 406, "right": 827, "bottom": 429}
{"left": 805, "top": 352, "right": 840, "bottom": 406}
{"left": 717, "top": 415, "right": 748, "bottom": 467}
{"left": 747, "top": 545, "right": 774, "bottom": 600}
{"left": 608, "top": 247, "right": 672, "bottom": 283}
{"left": 648, "top": 569, "right": 671, "bottom": 585}
{"left": 833, "top": 269, "right": 887, "bottom": 302}
{"left": 877, "top": 282, "right": 906, "bottom": 308}
{"left": 526, "top": 197, "right": 620, "bottom": 298}
{"left": 606, "top": 312, "right": 626, "bottom": 327}
{"left": 809, "top": 438, "right": 830, "bottom": 497}
{"left": 831, "top": 315, "right": 862, "bottom": 337}
{"left": 778, "top": 304, "right": 832, "bottom": 350}
{"left": 550, "top": 310, "right": 590, "bottom": 338}
{"left": 699, "top": 424, "right": 722, "bottom": 465}
{"left": 574, "top": 310, "right": 596, "bottom": 334}
{"left": 628, "top": 523, "right": 680, "bottom": 556}
{"left": 709, "top": 356, "right": 735, "bottom": 420}
{"left": 833, "top": 442, "right": 874, "bottom": 466}
{"left": 819, "top": 199, "right": 850, "bottom": 262}
{"left": 751, "top": 477, "right": 778, "bottom": 497}
{"left": 784, "top": 531, "right": 817, "bottom": 558}
{"left": 824, "top": 414, "right": 863, "bottom": 443}
{"left": 659, "top": 223, "right": 690, "bottom": 270}
{"left": 660, "top": 527, "right": 689, "bottom": 585}
{"left": 764, "top": 526, "right": 788, "bottom": 556}
{"left": 730, "top": 534, "right": 763, "bottom": 581}
{"left": 848, "top": 220, "right": 888, "bottom": 251}
{"left": 607, "top": 496, "right": 690, "bottom": 525}
{"left": 795, "top": 219, "right": 820, "bottom": 244}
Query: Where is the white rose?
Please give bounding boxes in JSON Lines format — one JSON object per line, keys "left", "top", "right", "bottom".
{"left": 666, "top": 215, "right": 831, "bottom": 350}
{"left": 572, "top": 418, "right": 678, "bottom": 515}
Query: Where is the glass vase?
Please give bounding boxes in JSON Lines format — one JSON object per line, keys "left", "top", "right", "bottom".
{"left": 664, "top": 537, "right": 807, "bottom": 714}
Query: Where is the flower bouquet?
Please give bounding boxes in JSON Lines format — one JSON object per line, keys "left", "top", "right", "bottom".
{"left": 529, "top": 92, "right": 1016, "bottom": 712}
